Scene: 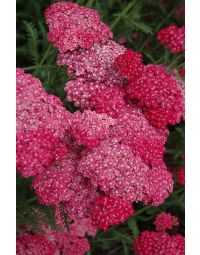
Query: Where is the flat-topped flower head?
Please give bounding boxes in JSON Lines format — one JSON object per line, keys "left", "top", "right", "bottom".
{"left": 65, "top": 78, "right": 108, "bottom": 110}
{"left": 142, "top": 165, "right": 173, "bottom": 206}
{"left": 32, "top": 152, "right": 80, "bottom": 206}
{"left": 91, "top": 87, "right": 126, "bottom": 118}
{"left": 47, "top": 230, "right": 90, "bottom": 255}
{"left": 16, "top": 68, "right": 71, "bottom": 139}
{"left": 91, "top": 196, "right": 134, "bottom": 231}
{"left": 16, "top": 234, "right": 59, "bottom": 255}
{"left": 157, "top": 25, "right": 185, "bottom": 52}
{"left": 134, "top": 231, "right": 185, "bottom": 255}
{"left": 45, "top": 1, "right": 113, "bottom": 52}
{"left": 17, "top": 129, "right": 68, "bottom": 178}
{"left": 125, "top": 65, "right": 185, "bottom": 129}
{"left": 78, "top": 137, "right": 173, "bottom": 205}
{"left": 114, "top": 49, "right": 145, "bottom": 80}
{"left": 78, "top": 138, "right": 150, "bottom": 202}
{"left": 110, "top": 104, "right": 168, "bottom": 165}
{"left": 68, "top": 110, "right": 115, "bottom": 147}
{"left": 153, "top": 212, "right": 179, "bottom": 232}
{"left": 58, "top": 40, "right": 126, "bottom": 86}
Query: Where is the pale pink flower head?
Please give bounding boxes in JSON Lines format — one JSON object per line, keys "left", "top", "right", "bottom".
{"left": 68, "top": 110, "right": 115, "bottom": 147}
{"left": 153, "top": 212, "right": 179, "bottom": 232}
{"left": 78, "top": 138, "right": 151, "bottom": 203}
{"left": 78, "top": 137, "right": 173, "bottom": 205}
{"left": 16, "top": 234, "right": 59, "bottom": 255}
{"left": 134, "top": 231, "right": 185, "bottom": 255}
{"left": 91, "top": 196, "right": 134, "bottom": 231}
{"left": 50, "top": 231, "right": 90, "bottom": 255}
{"left": 58, "top": 40, "right": 126, "bottom": 86}
{"left": 32, "top": 152, "right": 80, "bottom": 206}
{"left": 110, "top": 104, "right": 168, "bottom": 165}
{"left": 157, "top": 25, "right": 185, "bottom": 52}
{"left": 16, "top": 68, "right": 71, "bottom": 139}
{"left": 44, "top": 1, "right": 113, "bottom": 52}
{"left": 142, "top": 164, "right": 174, "bottom": 206}
{"left": 16, "top": 128, "right": 68, "bottom": 178}
{"left": 64, "top": 78, "right": 107, "bottom": 110}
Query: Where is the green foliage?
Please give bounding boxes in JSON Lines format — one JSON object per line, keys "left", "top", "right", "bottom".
{"left": 17, "top": 0, "right": 185, "bottom": 254}
{"left": 23, "top": 21, "right": 39, "bottom": 65}
{"left": 59, "top": 201, "right": 70, "bottom": 231}
{"left": 16, "top": 174, "right": 60, "bottom": 234}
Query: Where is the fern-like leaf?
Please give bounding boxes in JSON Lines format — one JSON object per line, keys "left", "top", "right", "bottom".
{"left": 23, "top": 21, "right": 39, "bottom": 65}
{"left": 59, "top": 201, "right": 70, "bottom": 231}
{"left": 123, "top": 18, "right": 153, "bottom": 34}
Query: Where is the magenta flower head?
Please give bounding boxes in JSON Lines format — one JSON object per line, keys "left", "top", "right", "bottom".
{"left": 91, "top": 196, "right": 134, "bottom": 231}
{"left": 134, "top": 231, "right": 185, "bottom": 255}
{"left": 125, "top": 65, "right": 185, "bottom": 129}
{"left": 16, "top": 234, "right": 59, "bottom": 255}
{"left": 157, "top": 25, "right": 185, "bottom": 53}
{"left": 153, "top": 212, "right": 179, "bottom": 232}
{"left": 17, "top": 129, "right": 68, "bottom": 178}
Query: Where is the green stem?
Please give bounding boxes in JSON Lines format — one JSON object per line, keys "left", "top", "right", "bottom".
{"left": 138, "top": 6, "right": 178, "bottom": 52}
{"left": 115, "top": 232, "right": 132, "bottom": 243}
{"left": 23, "top": 65, "right": 58, "bottom": 71}
{"left": 144, "top": 52, "right": 157, "bottom": 64}
{"left": 26, "top": 196, "right": 38, "bottom": 204}
{"left": 133, "top": 204, "right": 152, "bottom": 217}
{"left": 39, "top": 45, "right": 53, "bottom": 66}
{"left": 86, "top": 0, "right": 94, "bottom": 8}
{"left": 172, "top": 187, "right": 184, "bottom": 196}
{"left": 110, "top": 1, "right": 135, "bottom": 30}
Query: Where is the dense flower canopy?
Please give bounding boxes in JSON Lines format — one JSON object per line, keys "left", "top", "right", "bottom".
{"left": 16, "top": 1, "right": 185, "bottom": 254}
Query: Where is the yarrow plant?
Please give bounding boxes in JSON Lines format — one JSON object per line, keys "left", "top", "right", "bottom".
{"left": 16, "top": 1, "right": 185, "bottom": 254}
{"left": 134, "top": 213, "right": 184, "bottom": 255}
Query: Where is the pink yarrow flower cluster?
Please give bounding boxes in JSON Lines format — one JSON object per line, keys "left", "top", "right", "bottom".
{"left": 153, "top": 212, "right": 179, "bottom": 232}
{"left": 16, "top": 4, "right": 185, "bottom": 253}
{"left": 114, "top": 52, "right": 185, "bottom": 130}
{"left": 157, "top": 25, "right": 185, "bottom": 52}
{"left": 134, "top": 213, "right": 184, "bottom": 255}
{"left": 31, "top": 1, "right": 181, "bottom": 228}
{"left": 17, "top": 129, "right": 68, "bottom": 177}
{"left": 16, "top": 234, "right": 59, "bottom": 255}
{"left": 44, "top": 1, "right": 113, "bottom": 52}
{"left": 134, "top": 231, "right": 185, "bottom": 255}
{"left": 91, "top": 196, "right": 134, "bottom": 231}
{"left": 16, "top": 68, "right": 71, "bottom": 177}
